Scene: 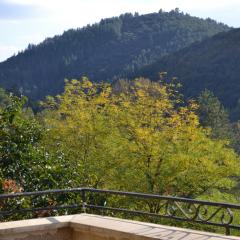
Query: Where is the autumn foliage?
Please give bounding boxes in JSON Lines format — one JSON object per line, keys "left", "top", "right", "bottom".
{"left": 40, "top": 77, "right": 239, "bottom": 198}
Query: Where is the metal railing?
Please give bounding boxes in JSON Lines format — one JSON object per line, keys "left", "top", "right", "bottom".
{"left": 0, "top": 188, "right": 240, "bottom": 236}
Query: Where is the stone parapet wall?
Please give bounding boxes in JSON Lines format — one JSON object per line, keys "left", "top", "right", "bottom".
{"left": 0, "top": 227, "right": 72, "bottom": 240}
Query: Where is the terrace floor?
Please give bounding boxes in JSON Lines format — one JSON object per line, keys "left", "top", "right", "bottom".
{"left": 0, "top": 214, "right": 239, "bottom": 240}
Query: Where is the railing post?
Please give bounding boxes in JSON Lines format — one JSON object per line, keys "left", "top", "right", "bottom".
{"left": 225, "top": 226, "right": 230, "bottom": 236}
{"left": 81, "top": 189, "right": 87, "bottom": 213}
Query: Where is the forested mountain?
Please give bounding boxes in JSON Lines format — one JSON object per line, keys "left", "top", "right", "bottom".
{"left": 135, "top": 28, "right": 240, "bottom": 119}
{"left": 0, "top": 10, "right": 229, "bottom": 100}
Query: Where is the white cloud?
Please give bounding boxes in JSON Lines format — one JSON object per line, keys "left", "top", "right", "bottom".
{"left": 4, "top": 0, "right": 240, "bottom": 10}
{"left": 3, "top": 0, "right": 36, "bottom": 5}
{"left": 3, "top": 0, "right": 32, "bottom": 5}
{"left": 175, "top": 0, "right": 240, "bottom": 10}
{"left": 4, "top": 0, "right": 240, "bottom": 26}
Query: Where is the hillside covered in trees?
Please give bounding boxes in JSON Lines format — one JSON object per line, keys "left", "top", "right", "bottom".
{"left": 135, "top": 28, "right": 240, "bottom": 119}
{"left": 0, "top": 10, "right": 229, "bottom": 101}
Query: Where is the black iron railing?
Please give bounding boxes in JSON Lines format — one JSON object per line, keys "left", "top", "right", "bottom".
{"left": 0, "top": 188, "right": 240, "bottom": 236}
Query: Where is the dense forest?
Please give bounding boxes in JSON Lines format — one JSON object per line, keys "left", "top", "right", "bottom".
{"left": 135, "top": 28, "right": 240, "bottom": 120}
{"left": 0, "top": 10, "right": 229, "bottom": 101}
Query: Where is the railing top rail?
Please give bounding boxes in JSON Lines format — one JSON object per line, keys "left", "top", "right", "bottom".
{"left": 0, "top": 188, "right": 83, "bottom": 199}
{"left": 1, "top": 187, "right": 240, "bottom": 209}
{"left": 82, "top": 188, "right": 240, "bottom": 209}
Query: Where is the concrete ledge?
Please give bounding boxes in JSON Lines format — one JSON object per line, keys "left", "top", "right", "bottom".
{"left": 0, "top": 214, "right": 239, "bottom": 240}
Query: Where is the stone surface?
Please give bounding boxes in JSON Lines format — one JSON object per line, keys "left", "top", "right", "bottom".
{"left": 0, "top": 214, "right": 239, "bottom": 240}
{"left": 0, "top": 228, "right": 72, "bottom": 240}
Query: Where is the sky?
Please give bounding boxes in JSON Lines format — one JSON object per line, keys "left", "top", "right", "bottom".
{"left": 0, "top": 0, "right": 240, "bottom": 62}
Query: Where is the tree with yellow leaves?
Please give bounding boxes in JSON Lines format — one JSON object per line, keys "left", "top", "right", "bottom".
{"left": 41, "top": 77, "right": 239, "bottom": 200}
{"left": 41, "top": 78, "right": 128, "bottom": 188}
{"left": 108, "top": 78, "right": 239, "bottom": 198}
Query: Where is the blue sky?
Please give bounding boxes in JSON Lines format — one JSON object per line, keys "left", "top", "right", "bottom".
{"left": 0, "top": 0, "right": 240, "bottom": 62}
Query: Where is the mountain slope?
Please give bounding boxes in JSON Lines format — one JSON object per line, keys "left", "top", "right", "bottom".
{"left": 0, "top": 10, "right": 229, "bottom": 100}
{"left": 135, "top": 28, "right": 240, "bottom": 119}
